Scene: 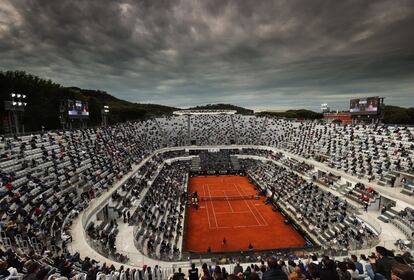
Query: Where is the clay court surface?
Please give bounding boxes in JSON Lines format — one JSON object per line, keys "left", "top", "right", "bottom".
{"left": 185, "top": 175, "right": 306, "bottom": 253}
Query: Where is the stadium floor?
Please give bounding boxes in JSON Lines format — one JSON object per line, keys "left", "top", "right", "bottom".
{"left": 185, "top": 175, "right": 306, "bottom": 253}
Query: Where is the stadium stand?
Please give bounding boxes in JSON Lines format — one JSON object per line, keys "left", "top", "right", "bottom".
{"left": 1, "top": 115, "right": 414, "bottom": 280}
{"left": 190, "top": 115, "right": 235, "bottom": 145}
{"left": 132, "top": 161, "right": 189, "bottom": 261}
{"left": 240, "top": 159, "right": 376, "bottom": 250}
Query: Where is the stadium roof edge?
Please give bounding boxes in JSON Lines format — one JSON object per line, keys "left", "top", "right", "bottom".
{"left": 173, "top": 109, "right": 237, "bottom": 115}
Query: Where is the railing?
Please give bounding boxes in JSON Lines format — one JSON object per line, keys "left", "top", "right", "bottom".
{"left": 75, "top": 144, "right": 414, "bottom": 268}
{"left": 83, "top": 229, "right": 196, "bottom": 267}
{"left": 80, "top": 235, "right": 412, "bottom": 267}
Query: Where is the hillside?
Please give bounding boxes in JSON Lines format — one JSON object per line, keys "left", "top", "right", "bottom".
{"left": 382, "top": 105, "right": 414, "bottom": 125}
{"left": 188, "top": 104, "right": 254, "bottom": 115}
{"left": 0, "top": 71, "right": 177, "bottom": 133}
{"left": 257, "top": 109, "right": 323, "bottom": 120}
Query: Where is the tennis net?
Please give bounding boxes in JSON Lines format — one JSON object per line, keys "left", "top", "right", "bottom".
{"left": 198, "top": 195, "right": 259, "bottom": 201}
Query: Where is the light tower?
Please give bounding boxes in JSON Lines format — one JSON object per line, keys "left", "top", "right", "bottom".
{"left": 320, "top": 103, "right": 330, "bottom": 113}
{"left": 4, "top": 93, "right": 27, "bottom": 135}
{"left": 101, "top": 105, "right": 110, "bottom": 127}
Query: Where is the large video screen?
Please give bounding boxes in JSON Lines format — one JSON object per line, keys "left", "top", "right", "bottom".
{"left": 68, "top": 100, "right": 89, "bottom": 119}
{"left": 350, "top": 97, "right": 379, "bottom": 115}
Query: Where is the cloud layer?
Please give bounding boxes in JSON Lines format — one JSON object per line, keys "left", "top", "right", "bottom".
{"left": 1, "top": 0, "right": 414, "bottom": 110}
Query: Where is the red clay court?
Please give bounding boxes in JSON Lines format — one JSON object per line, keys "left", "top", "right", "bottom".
{"left": 185, "top": 175, "right": 306, "bottom": 253}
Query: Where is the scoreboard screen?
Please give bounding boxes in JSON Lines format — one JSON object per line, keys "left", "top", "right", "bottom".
{"left": 350, "top": 97, "right": 379, "bottom": 115}
{"left": 68, "top": 100, "right": 89, "bottom": 119}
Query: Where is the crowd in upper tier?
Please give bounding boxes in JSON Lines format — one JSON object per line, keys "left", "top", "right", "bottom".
{"left": 158, "top": 116, "right": 414, "bottom": 187}
{"left": 160, "top": 116, "right": 414, "bottom": 180}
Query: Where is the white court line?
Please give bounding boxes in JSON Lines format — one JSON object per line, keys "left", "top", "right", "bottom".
{"left": 202, "top": 184, "right": 213, "bottom": 229}
{"left": 233, "top": 183, "right": 263, "bottom": 227}
{"left": 215, "top": 211, "right": 252, "bottom": 215}
{"left": 207, "top": 184, "right": 219, "bottom": 228}
{"left": 222, "top": 190, "right": 235, "bottom": 213}
{"left": 234, "top": 224, "right": 268, "bottom": 228}
{"left": 237, "top": 183, "right": 269, "bottom": 226}
{"left": 238, "top": 183, "right": 268, "bottom": 226}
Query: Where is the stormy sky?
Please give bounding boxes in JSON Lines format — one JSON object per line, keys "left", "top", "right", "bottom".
{"left": 1, "top": 0, "right": 413, "bottom": 111}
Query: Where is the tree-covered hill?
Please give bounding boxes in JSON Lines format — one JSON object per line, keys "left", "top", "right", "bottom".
{"left": 188, "top": 104, "right": 254, "bottom": 115}
{"left": 0, "top": 71, "right": 177, "bottom": 133}
{"left": 382, "top": 105, "right": 414, "bottom": 125}
{"left": 257, "top": 109, "right": 323, "bottom": 120}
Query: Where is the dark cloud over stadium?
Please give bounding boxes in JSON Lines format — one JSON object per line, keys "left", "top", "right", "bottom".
{"left": 1, "top": 0, "right": 413, "bottom": 110}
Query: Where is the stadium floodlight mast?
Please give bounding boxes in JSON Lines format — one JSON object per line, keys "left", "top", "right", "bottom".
{"left": 102, "top": 104, "right": 110, "bottom": 126}
{"left": 6, "top": 92, "right": 28, "bottom": 135}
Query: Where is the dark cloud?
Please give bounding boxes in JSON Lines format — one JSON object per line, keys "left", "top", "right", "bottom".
{"left": 0, "top": 0, "right": 413, "bottom": 110}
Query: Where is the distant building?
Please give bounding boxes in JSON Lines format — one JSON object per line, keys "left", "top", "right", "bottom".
{"left": 174, "top": 109, "right": 237, "bottom": 115}
{"left": 324, "top": 112, "right": 352, "bottom": 124}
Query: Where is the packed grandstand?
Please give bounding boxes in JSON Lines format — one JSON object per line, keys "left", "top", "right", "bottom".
{"left": 1, "top": 114, "right": 414, "bottom": 280}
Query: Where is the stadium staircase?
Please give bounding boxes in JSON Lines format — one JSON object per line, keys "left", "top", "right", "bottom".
{"left": 230, "top": 115, "right": 238, "bottom": 144}
{"left": 191, "top": 156, "right": 201, "bottom": 172}
{"left": 377, "top": 207, "right": 399, "bottom": 223}
{"left": 187, "top": 115, "right": 191, "bottom": 145}
{"left": 154, "top": 118, "right": 167, "bottom": 147}
{"left": 257, "top": 117, "right": 268, "bottom": 144}
{"left": 230, "top": 155, "right": 241, "bottom": 171}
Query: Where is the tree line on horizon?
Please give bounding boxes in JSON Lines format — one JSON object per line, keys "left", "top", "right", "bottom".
{"left": 0, "top": 71, "right": 177, "bottom": 133}
{"left": 1, "top": 70, "right": 413, "bottom": 134}
{"left": 259, "top": 107, "right": 414, "bottom": 125}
